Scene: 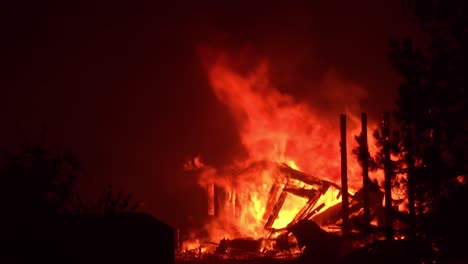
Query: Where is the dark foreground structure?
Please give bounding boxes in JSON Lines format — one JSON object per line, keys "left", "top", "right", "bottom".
{"left": 287, "top": 219, "right": 434, "bottom": 264}
{"left": 5, "top": 212, "right": 175, "bottom": 264}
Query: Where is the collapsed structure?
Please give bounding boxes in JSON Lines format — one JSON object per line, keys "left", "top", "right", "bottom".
{"left": 179, "top": 161, "right": 384, "bottom": 260}
{"left": 262, "top": 163, "right": 343, "bottom": 232}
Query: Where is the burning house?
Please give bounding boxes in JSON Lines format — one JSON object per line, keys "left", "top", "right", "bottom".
{"left": 178, "top": 48, "right": 389, "bottom": 260}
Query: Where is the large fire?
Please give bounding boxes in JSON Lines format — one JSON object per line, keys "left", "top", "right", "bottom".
{"left": 182, "top": 47, "right": 381, "bottom": 253}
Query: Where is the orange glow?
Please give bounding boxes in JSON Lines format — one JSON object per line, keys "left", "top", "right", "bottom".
{"left": 286, "top": 160, "right": 300, "bottom": 170}
{"left": 185, "top": 48, "right": 382, "bottom": 251}
{"left": 182, "top": 239, "right": 201, "bottom": 252}
{"left": 313, "top": 185, "right": 342, "bottom": 213}
{"left": 272, "top": 194, "right": 308, "bottom": 229}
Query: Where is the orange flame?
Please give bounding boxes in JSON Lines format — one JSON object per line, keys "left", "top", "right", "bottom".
{"left": 185, "top": 47, "right": 382, "bottom": 251}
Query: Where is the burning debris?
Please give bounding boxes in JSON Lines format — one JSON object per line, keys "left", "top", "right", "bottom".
{"left": 179, "top": 161, "right": 386, "bottom": 261}
{"left": 215, "top": 238, "right": 263, "bottom": 255}
{"left": 262, "top": 163, "right": 342, "bottom": 231}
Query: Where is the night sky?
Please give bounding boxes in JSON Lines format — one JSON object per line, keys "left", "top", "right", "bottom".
{"left": 2, "top": 1, "right": 426, "bottom": 228}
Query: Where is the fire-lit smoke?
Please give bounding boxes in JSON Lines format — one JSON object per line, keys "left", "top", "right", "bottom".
{"left": 182, "top": 46, "right": 381, "bottom": 251}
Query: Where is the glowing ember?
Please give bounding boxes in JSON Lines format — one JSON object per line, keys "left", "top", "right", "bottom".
{"left": 183, "top": 47, "right": 381, "bottom": 253}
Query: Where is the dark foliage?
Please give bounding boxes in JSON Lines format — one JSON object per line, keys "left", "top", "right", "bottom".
{"left": 395, "top": 0, "right": 467, "bottom": 184}
{"left": 0, "top": 143, "right": 81, "bottom": 222}
{"left": 351, "top": 1, "right": 467, "bottom": 261}
{"left": 72, "top": 185, "right": 142, "bottom": 215}
{"left": 0, "top": 141, "right": 143, "bottom": 234}
{"left": 0, "top": 141, "right": 158, "bottom": 263}
{"left": 349, "top": 0, "right": 468, "bottom": 261}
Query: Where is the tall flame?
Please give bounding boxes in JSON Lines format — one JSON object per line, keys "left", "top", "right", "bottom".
{"left": 184, "top": 47, "right": 381, "bottom": 250}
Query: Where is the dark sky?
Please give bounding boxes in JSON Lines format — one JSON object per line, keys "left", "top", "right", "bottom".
{"left": 2, "top": 1, "right": 425, "bottom": 227}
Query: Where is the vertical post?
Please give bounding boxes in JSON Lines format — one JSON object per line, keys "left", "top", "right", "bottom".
{"left": 405, "top": 126, "right": 416, "bottom": 238}
{"left": 340, "top": 114, "right": 350, "bottom": 237}
{"left": 176, "top": 228, "right": 181, "bottom": 254}
{"left": 361, "top": 113, "right": 371, "bottom": 230}
{"left": 233, "top": 191, "right": 237, "bottom": 220}
{"left": 207, "top": 182, "right": 215, "bottom": 216}
{"left": 234, "top": 191, "right": 242, "bottom": 221}
{"left": 382, "top": 112, "right": 393, "bottom": 239}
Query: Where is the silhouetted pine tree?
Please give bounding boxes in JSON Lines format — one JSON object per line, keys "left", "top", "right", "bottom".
{"left": 386, "top": 0, "right": 468, "bottom": 259}
{"left": 353, "top": 125, "right": 408, "bottom": 228}
{"left": 353, "top": 3, "right": 467, "bottom": 256}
